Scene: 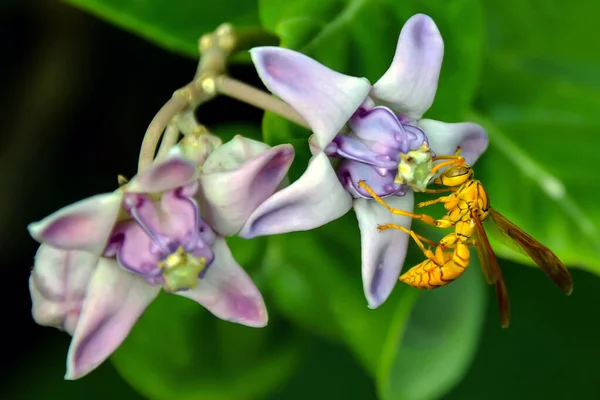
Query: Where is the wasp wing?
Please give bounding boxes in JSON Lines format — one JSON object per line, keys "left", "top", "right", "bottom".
{"left": 489, "top": 208, "right": 573, "bottom": 296}
{"left": 472, "top": 209, "right": 510, "bottom": 328}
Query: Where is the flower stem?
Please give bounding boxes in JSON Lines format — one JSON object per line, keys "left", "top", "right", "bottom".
{"left": 137, "top": 24, "right": 236, "bottom": 172}
{"left": 214, "top": 76, "right": 310, "bottom": 129}
{"left": 137, "top": 25, "right": 306, "bottom": 172}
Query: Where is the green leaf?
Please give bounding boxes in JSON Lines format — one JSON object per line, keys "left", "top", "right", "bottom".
{"left": 66, "top": 0, "right": 261, "bottom": 57}
{"left": 111, "top": 293, "right": 303, "bottom": 400}
{"left": 446, "top": 265, "right": 600, "bottom": 400}
{"left": 264, "top": 213, "right": 486, "bottom": 400}
{"left": 211, "top": 123, "right": 263, "bottom": 143}
{"left": 466, "top": 0, "right": 600, "bottom": 273}
{"left": 377, "top": 260, "right": 486, "bottom": 400}
{"left": 263, "top": 214, "right": 411, "bottom": 372}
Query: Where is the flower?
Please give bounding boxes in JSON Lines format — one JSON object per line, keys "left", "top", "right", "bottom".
{"left": 239, "top": 14, "right": 489, "bottom": 308}
{"left": 28, "top": 137, "right": 294, "bottom": 379}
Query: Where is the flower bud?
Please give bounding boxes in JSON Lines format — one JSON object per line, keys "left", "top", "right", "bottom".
{"left": 29, "top": 245, "right": 98, "bottom": 335}
{"left": 179, "top": 130, "right": 223, "bottom": 166}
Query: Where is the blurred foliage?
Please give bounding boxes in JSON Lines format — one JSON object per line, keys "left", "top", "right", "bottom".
{"left": 17, "top": 0, "right": 600, "bottom": 400}
{"left": 65, "top": 0, "right": 260, "bottom": 56}
{"left": 472, "top": 0, "right": 600, "bottom": 272}
{"left": 111, "top": 294, "right": 303, "bottom": 400}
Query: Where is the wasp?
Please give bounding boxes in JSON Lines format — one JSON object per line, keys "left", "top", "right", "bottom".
{"left": 358, "top": 147, "right": 573, "bottom": 328}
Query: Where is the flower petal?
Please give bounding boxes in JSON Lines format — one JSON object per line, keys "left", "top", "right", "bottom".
{"left": 239, "top": 152, "right": 353, "bottom": 238}
{"left": 65, "top": 259, "right": 160, "bottom": 380}
{"left": 29, "top": 245, "right": 98, "bottom": 335}
{"left": 371, "top": 14, "right": 444, "bottom": 119}
{"left": 160, "top": 182, "right": 201, "bottom": 243}
{"left": 350, "top": 106, "right": 409, "bottom": 155}
{"left": 418, "top": 119, "right": 488, "bottom": 165}
{"left": 250, "top": 47, "right": 371, "bottom": 148}
{"left": 337, "top": 160, "right": 403, "bottom": 198}
{"left": 176, "top": 237, "right": 267, "bottom": 327}
{"left": 353, "top": 193, "right": 414, "bottom": 308}
{"left": 27, "top": 192, "right": 123, "bottom": 254}
{"left": 202, "top": 135, "right": 270, "bottom": 174}
{"left": 198, "top": 141, "right": 295, "bottom": 236}
{"left": 127, "top": 150, "right": 198, "bottom": 193}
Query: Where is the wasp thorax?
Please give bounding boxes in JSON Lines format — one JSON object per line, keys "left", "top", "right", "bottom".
{"left": 394, "top": 144, "right": 435, "bottom": 192}
{"left": 157, "top": 246, "right": 208, "bottom": 293}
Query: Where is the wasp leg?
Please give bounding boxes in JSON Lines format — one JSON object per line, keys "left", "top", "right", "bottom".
{"left": 377, "top": 223, "right": 439, "bottom": 263}
{"left": 357, "top": 180, "right": 438, "bottom": 226}
{"left": 422, "top": 187, "right": 457, "bottom": 194}
{"left": 417, "top": 196, "right": 454, "bottom": 208}
{"left": 431, "top": 157, "right": 466, "bottom": 174}
{"left": 377, "top": 223, "right": 438, "bottom": 246}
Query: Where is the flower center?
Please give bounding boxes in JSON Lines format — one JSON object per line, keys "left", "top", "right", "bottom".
{"left": 113, "top": 191, "right": 216, "bottom": 291}
{"left": 157, "top": 246, "right": 208, "bottom": 292}
{"left": 321, "top": 106, "right": 430, "bottom": 198}
{"left": 394, "top": 144, "right": 435, "bottom": 192}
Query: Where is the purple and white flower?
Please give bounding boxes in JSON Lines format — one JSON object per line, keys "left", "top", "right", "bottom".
{"left": 239, "top": 14, "right": 489, "bottom": 308}
{"left": 28, "top": 137, "right": 294, "bottom": 379}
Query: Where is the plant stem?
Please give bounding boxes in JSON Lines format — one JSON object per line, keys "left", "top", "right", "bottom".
{"left": 215, "top": 76, "right": 309, "bottom": 129}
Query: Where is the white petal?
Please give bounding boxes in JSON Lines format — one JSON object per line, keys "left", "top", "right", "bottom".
{"left": 251, "top": 47, "right": 371, "bottom": 148}
{"left": 371, "top": 14, "right": 444, "bottom": 119}
{"left": 29, "top": 245, "right": 98, "bottom": 335}
{"left": 353, "top": 193, "right": 414, "bottom": 308}
{"left": 177, "top": 237, "right": 267, "bottom": 327}
{"left": 202, "top": 135, "right": 270, "bottom": 173}
{"left": 27, "top": 192, "right": 123, "bottom": 255}
{"left": 198, "top": 142, "right": 295, "bottom": 236}
{"left": 65, "top": 259, "right": 159, "bottom": 380}
{"left": 239, "top": 152, "right": 353, "bottom": 238}
{"left": 419, "top": 119, "right": 489, "bottom": 165}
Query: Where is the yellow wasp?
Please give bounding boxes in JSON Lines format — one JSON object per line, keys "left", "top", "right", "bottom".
{"left": 358, "top": 147, "right": 573, "bottom": 328}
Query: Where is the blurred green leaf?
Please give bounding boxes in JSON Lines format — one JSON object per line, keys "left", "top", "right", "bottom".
{"left": 264, "top": 214, "right": 409, "bottom": 372}
{"left": 378, "top": 262, "right": 486, "bottom": 400}
{"left": 211, "top": 123, "right": 263, "bottom": 143}
{"left": 111, "top": 293, "right": 303, "bottom": 400}
{"left": 66, "top": 0, "right": 260, "bottom": 57}
{"left": 468, "top": 0, "right": 600, "bottom": 273}
{"left": 264, "top": 213, "right": 485, "bottom": 400}
{"left": 446, "top": 264, "right": 600, "bottom": 400}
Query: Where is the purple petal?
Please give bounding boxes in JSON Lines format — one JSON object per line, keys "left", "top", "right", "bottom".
{"left": 29, "top": 245, "right": 98, "bottom": 335}
{"left": 28, "top": 192, "right": 123, "bottom": 254}
{"left": 127, "top": 151, "right": 198, "bottom": 194}
{"left": 250, "top": 47, "right": 371, "bottom": 148}
{"left": 337, "top": 160, "right": 403, "bottom": 198}
{"left": 353, "top": 192, "right": 414, "bottom": 308}
{"left": 371, "top": 14, "right": 444, "bottom": 119}
{"left": 176, "top": 237, "right": 267, "bottom": 327}
{"left": 349, "top": 106, "right": 410, "bottom": 155}
{"left": 160, "top": 183, "right": 201, "bottom": 243}
{"left": 239, "top": 152, "right": 353, "bottom": 238}
{"left": 325, "top": 133, "right": 398, "bottom": 169}
{"left": 418, "top": 119, "right": 488, "bottom": 165}
{"left": 198, "top": 142, "right": 295, "bottom": 236}
{"left": 65, "top": 258, "right": 160, "bottom": 380}
{"left": 108, "top": 195, "right": 162, "bottom": 277}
